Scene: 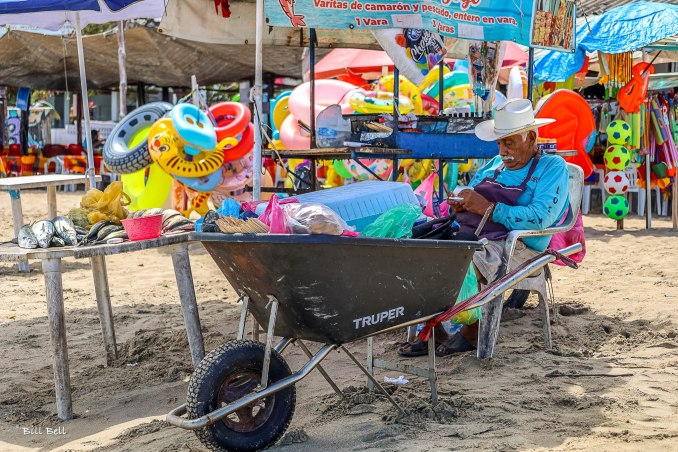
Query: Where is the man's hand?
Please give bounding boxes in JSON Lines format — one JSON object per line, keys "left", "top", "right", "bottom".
{"left": 447, "top": 192, "right": 466, "bottom": 213}
{"left": 457, "top": 189, "right": 494, "bottom": 216}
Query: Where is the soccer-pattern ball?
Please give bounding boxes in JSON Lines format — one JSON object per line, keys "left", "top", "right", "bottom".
{"left": 604, "top": 195, "right": 629, "bottom": 220}
{"left": 606, "top": 120, "right": 631, "bottom": 145}
{"left": 604, "top": 145, "right": 631, "bottom": 170}
{"left": 603, "top": 171, "right": 630, "bottom": 195}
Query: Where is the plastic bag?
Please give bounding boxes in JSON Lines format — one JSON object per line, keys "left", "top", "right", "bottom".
{"left": 362, "top": 204, "right": 422, "bottom": 238}
{"left": 217, "top": 198, "right": 242, "bottom": 218}
{"left": 448, "top": 264, "right": 481, "bottom": 325}
{"left": 414, "top": 172, "right": 449, "bottom": 218}
{"left": 80, "top": 181, "right": 130, "bottom": 225}
{"left": 282, "top": 203, "right": 353, "bottom": 235}
{"left": 548, "top": 210, "right": 586, "bottom": 266}
{"left": 258, "top": 194, "right": 289, "bottom": 234}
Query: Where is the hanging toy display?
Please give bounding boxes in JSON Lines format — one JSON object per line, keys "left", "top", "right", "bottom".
{"left": 467, "top": 41, "right": 505, "bottom": 117}
{"left": 604, "top": 145, "right": 631, "bottom": 171}
{"left": 603, "top": 195, "right": 630, "bottom": 220}
{"left": 603, "top": 171, "right": 630, "bottom": 195}
{"left": 606, "top": 119, "right": 632, "bottom": 145}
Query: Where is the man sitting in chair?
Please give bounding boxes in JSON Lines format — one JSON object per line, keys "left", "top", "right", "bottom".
{"left": 400, "top": 98, "right": 571, "bottom": 357}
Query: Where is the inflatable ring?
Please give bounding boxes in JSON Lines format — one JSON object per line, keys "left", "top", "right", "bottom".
{"left": 213, "top": 151, "right": 255, "bottom": 194}
{"left": 348, "top": 90, "right": 414, "bottom": 114}
{"left": 423, "top": 71, "right": 469, "bottom": 99}
{"left": 210, "top": 102, "right": 251, "bottom": 140}
{"left": 280, "top": 114, "right": 310, "bottom": 150}
{"left": 377, "top": 74, "right": 424, "bottom": 115}
{"left": 288, "top": 80, "right": 355, "bottom": 124}
{"left": 175, "top": 169, "right": 223, "bottom": 192}
{"left": 170, "top": 103, "right": 217, "bottom": 156}
{"left": 346, "top": 159, "right": 393, "bottom": 180}
{"left": 148, "top": 118, "right": 224, "bottom": 178}
{"left": 223, "top": 123, "right": 255, "bottom": 163}
{"left": 417, "top": 65, "right": 450, "bottom": 92}
{"left": 270, "top": 91, "right": 292, "bottom": 133}
{"left": 103, "top": 102, "right": 173, "bottom": 174}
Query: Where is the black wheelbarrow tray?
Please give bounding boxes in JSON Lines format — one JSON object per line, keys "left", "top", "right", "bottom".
{"left": 166, "top": 233, "right": 581, "bottom": 451}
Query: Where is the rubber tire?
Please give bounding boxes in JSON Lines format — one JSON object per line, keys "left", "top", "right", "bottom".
{"left": 187, "top": 340, "right": 296, "bottom": 452}
{"left": 103, "top": 102, "right": 173, "bottom": 174}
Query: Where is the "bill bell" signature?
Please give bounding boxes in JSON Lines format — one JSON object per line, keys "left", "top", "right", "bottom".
{"left": 21, "top": 426, "right": 66, "bottom": 435}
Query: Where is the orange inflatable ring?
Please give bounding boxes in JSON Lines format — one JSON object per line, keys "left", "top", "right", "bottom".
{"left": 210, "top": 102, "right": 251, "bottom": 140}
{"left": 223, "top": 123, "right": 255, "bottom": 163}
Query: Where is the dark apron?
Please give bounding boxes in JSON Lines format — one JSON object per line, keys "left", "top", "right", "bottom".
{"left": 456, "top": 153, "right": 541, "bottom": 240}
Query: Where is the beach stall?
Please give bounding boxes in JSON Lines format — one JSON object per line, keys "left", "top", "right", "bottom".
{"left": 534, "top": 1, "right": 678, "bottom": 229}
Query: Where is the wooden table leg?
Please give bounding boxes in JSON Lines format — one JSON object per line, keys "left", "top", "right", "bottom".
{"left": 90, "top": 255, "right": 117, "bottom": 365}
{"left": 47, "top": 185, "right": 57, "bottom": 218}
{"left": 170, "top": 243, "right": 205, "bottom": 367}
{"left": 10, "top": 189, "right": 29, "bottom": 273}
{"left": 42, "top": 257, "right": 73, "bottom": 420}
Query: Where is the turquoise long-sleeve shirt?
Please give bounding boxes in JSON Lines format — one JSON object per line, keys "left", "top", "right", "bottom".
{"left": 469, "top": 153, "right": 570, "bottom": 251}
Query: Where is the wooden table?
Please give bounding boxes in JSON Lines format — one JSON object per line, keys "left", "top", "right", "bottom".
{"left": 0, "top": 174, "right": 102, "bottom": 272}
{"left": 0, "top": 233, "right": 204, "bottom": 421}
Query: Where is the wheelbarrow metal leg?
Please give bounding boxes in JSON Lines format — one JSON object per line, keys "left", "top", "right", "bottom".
{"left": 428, "top": 327, "right": 438, "bottom": 406}
{"left": 366, "top": 337, "right": 374, "bottom": 391}
{"left": 340, "top": 346, "right": 405, "bottom": 417}
{"left": 261, "top": 296, "right": 279, "bottom": 390}
{"left": 236, "top": 292, "right": 249, "bottom": 341}
{"left": 297, "top": 340, "right": 344, "bottom": 400}
{"left": 275, "top": 337, "right": 293, "bottom": 354}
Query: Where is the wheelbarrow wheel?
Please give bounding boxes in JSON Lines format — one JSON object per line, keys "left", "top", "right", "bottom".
{"left": 187, "top": 340, "right": 296, "bottom": 452}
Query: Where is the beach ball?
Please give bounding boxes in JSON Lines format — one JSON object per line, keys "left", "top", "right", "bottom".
{"left": 603, "top": 171, "right": 630, "bottom": 195}
{"left": 603, "top": 195, "right": 629, "bottom": 220}
{"left": 606, "top": 120, "right": 631, "bottom": 145}
{"left": 604, "top": 145, "right": 631, "bottom": 170}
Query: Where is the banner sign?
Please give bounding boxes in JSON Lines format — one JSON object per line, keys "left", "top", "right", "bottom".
{"left": 266, "top": 0, "right": 534, "bottom": 45}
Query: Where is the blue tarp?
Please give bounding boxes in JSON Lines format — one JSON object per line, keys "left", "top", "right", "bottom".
{"left": 0, "top": 1, "right": 140, "bottom": 14}
{"left": 534, "top": 1, "right": 678, "bottom": 82}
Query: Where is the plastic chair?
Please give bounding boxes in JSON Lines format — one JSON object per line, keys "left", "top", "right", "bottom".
{"left": 625, "top": 166, "right": 661, "bottom": 216}
{"left": 477, "top": 163, "right": 584, "bottom": 359}
{"left": 581, "top": 167, "right": 605, "bottom": 215}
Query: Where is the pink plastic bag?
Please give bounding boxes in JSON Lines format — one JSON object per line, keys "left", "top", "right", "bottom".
{"left": 259, "top": 194, "right": 290, "bottom": 233}
{"left": 414, "top": 172, "right": 449, "bottom": 218}
{"left": 548, "top": 210, "right": 586, "bottom": 266}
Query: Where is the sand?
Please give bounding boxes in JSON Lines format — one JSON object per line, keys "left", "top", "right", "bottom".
{"left": 1, "top": 189, "right": 677, "bottom": 452}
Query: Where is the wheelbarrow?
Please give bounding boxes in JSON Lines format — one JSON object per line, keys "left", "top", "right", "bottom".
{"left": 166, "top": 233, "right": 581, "bottom": 451}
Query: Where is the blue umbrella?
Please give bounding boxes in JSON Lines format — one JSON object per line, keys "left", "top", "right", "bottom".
{"left": 534, "top": 1, "right": 678, "bottom": 83}
{"left": 0, "top": 0, "right": 165, "bottom": 187}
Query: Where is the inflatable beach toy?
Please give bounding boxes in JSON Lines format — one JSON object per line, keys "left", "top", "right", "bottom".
{"left": 148, "top": 117, "right": 225, "bottom": 178}
{"left": 604, "top": 145, "right": 631, "bottom": 170}
{"left": 348, "top": 90, "right": 414, "bottom": 114}
{"left": 104, "top": 102, "right": 173, "bottom": 174}
{"left": 378, "top": 74, "right": 424, "bottom": 114}
{"left": 210, "top": 102, "right": 251, "bottom": 140}
{"left": 604, "top": 195, "right": 629, "bottom": 220}
{"left": 170, "top": 103, "right": 217, "bottom": 155}
{"left": 270, "top": 91, "right": 292, "bottom": 134}
{"left": 279, "top": 114, "right": 310, "bottom": 150}
{"left": 345, "top": 159, "right": 393, "bottom": 180}
{"left": 222, "top": 123, "right": 254, "bottom": 162}
{"left": 213, "top": 151, "right": 255, "bottom": 194}
{"left": 288, "top": 80, "right": 355, "bottom": 124}
{"left": 603, "top": 171, "right": 630, "bottom": 195}
{"left": 175, "top": 169, "right": 223, "bottom": 192}
{"left": 606, "top": 120, "right": 632, "bottom": 145}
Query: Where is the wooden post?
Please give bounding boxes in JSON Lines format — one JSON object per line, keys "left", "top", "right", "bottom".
{"left": 42, "top": 257, "right": 73, "bottom": 421}
{"left": 673, "top": 179, "right": 677, "bottom": 229}
{"left": 47, "top": 185, "right": 57, "bottom": 219}
{"left": 76, "top": 93, "right": 83, "bottom": 147}
{"left": 9, "top": 189, "right": 29, "bottom": 272}
{"left": 252, "top": 317, "right": 260, "bottom": 342}
{"left": 170, "top": 243, "right": 205, "bottom": 367}
{"left": 117, "top": 21, "right": 127, "bottom": 120}
{"left": 90, "top": 255, "right": 117, "bottom": 365}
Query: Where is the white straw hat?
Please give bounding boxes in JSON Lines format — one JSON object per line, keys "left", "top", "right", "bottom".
{"left": 475, "top": 98, "right": 555, "bottom": 142}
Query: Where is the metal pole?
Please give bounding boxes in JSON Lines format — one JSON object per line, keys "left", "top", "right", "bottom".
{"left": 310, "top": 28, "right": 317, "bottom": 148}
{"left": 252, "top": 0, "right": 265, "bottom": 201}
{"left": 117, "top": 20, "right": 127, "bottom": 119}
{"left": 527, "top": 47, "right": 535, "bottom": 102}
{"left": 438, "top": 62, "right": 444, "bottom": 114}
{"left": 75, "top": 13, "right": 96, "bottom": 188}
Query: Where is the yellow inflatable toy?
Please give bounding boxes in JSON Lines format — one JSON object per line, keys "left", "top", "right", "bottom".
{"left": 121, "top": 127, "right": 172, "bottom": 210}
{"left": 272, "top": 95, "right": 291, "bottom": 133}
{"left": 148, "top": 118, "right": 226, "bottom": 178}
{"left": 378, "top": 75, "right": 424, "bottom": 115}
{"left": 348, "top": 90, "right": 414, "bottom": 114}
{"left": 417, "top": 65, "right": 450, "bottom": 92}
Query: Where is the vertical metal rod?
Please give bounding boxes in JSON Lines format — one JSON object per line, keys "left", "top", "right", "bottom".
{"left": 117, "top": 21, "right": 127, "bottom": 120}
{"left": 527, "top": 47, "right": 535, "bottom": 102}
{"left": 428, "top": 326, "right": 438, "bottom": 406}
{"left": 309, "top": 28, "right": 317, "bottom": 149}
{"left": 297, "top": 340, "right": 344, "bottom": 399}
{"left": 438, "top": 62, "right": 444, "bottom": 114}
{"left": 253, "top": 0, "right": 264, "bottom": 200}
{"left": 393, "top": 67, "right": 400, "bottom": 115}
{"left": 366, "top": 336, "right": 374, "bottom": 391}
{"left": 74, "top": 13, "right": 95, "bottom": 188}
{"left": 340, "top": 346, "right": 405, "bottom": 416}
{"left": 438, "top": 159, "right": 445, "bottom": 214}
{"left": 236, "top": 293, "right": 249, "bottom": 340}
{"left": 646, "top": 153, "right": 652, "bottom": 229}
{"left": 260, "top": 298, "right": 279, "bottom": 390}
{"left": 407, "top": 325, "right": 416, "bottom": 342}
